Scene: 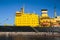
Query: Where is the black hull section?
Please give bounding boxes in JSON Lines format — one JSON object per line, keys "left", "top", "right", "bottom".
{"left": 0, "top": 26, "right": 60, "bottom": 32}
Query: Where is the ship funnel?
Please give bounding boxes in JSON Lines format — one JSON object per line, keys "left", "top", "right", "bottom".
{"left": 41, "top": 9, "right": 48, "bottom": 14}
{"left": 41, "top": 9, "right": 49, "bottom": 17}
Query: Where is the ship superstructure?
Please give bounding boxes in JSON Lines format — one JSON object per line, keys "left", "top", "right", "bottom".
{"left": 15, "top": 8, "right": 39, "bottom": 27}
{"left": 14, "top": 7, "right": 60, "bottom": 27}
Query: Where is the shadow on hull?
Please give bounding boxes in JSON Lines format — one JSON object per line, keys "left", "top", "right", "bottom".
{"left": 0, "top": 26, "right": 60, "bottom": 32}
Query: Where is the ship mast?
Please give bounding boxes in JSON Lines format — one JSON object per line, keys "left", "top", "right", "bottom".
{"left": 54, "top": 0, "right": 57, "bottom": 18}
{"left": 54, "top": 6, "right": 57, "bottom": 18}
{"left": 21, "top": 6, "right": 24, "bottom": 14}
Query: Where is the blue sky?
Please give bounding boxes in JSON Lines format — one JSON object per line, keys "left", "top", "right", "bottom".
{"left": 0, "top": 0, "right": 60, "bottom": 25}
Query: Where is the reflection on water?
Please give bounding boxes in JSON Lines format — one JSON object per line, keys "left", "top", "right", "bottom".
{"left": 0, "top": 35, "right": 60, "bottom": 40}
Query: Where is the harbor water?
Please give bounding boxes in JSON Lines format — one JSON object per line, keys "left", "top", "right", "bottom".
{"left": 0, "top": 32, "right": 60, "bottom": 40}
{"left": 0, "top": 35, "right": 60, "bottom": 40}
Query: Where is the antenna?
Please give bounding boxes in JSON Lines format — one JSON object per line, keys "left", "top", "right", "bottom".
{"left": 18, "top": 0, "right": 20, "bottom": 11}
{"left": 18, "top": 0, "right": 25, "bottom": 14}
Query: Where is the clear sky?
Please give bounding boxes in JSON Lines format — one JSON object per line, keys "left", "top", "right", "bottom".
{"left": 0, "top": 0, "right": 60, "bottom": 25}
